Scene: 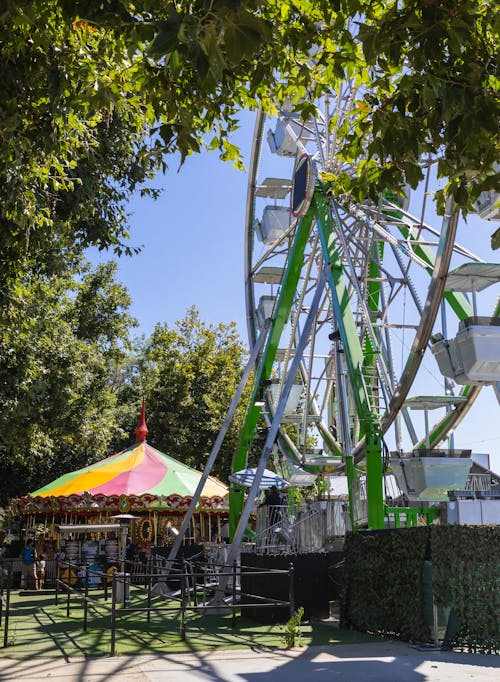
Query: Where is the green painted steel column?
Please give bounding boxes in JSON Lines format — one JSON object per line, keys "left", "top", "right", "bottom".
{"left": 229, "top": 209, "right": 315, "bottom": 537}
{"left": 366, "top": 427, "right": 385, "bottom": 529}
{"left": 314, "top": 187, "right": 385, "bottom": 531}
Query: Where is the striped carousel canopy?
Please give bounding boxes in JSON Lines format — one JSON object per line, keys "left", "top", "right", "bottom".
{"left": 30, "top": 440, "right": 227, "bottom": 499}
{"left": 29, "top": 400, "right": 227, "bottom": 500}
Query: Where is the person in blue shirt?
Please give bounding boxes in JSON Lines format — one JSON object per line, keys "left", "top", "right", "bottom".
{"left": 21, "top": 539, "right": 37, "bottom": 590}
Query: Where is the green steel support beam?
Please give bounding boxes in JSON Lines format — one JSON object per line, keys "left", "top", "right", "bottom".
{"left": 314, "top": 188, "right": 385, "bottom": 529}
{"left": 362, "top": 245, "right": 385, "bottom": 530}
{"left": 229, "top": 208, "right": 315, "bottom": 537}
{"left": 366, "top": 430, "right": 385, "bottom": 530}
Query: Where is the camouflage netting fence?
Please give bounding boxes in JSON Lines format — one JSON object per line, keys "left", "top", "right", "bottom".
{"left": 341, "top": 525, "right": 499, "bottom": 653}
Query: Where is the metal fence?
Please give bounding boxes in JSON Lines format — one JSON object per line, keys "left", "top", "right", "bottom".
{"left": 1, "top": 555, "right": 294, "bottom": 655}
{"left": 0, "top": 563, "right": 13, "bottom": 648}
{"left": 466, "top": 473, "right": 492, "bottom": 491}
{"left": 0, "top": 557, "right": 58, "bottom": 590}
{"left": 254, "top": 500, "right": 348, "bottom": 554}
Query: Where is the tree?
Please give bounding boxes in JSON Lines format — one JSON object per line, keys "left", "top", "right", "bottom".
{"left": 1, "top": 1, "right": 498, "bottom": 487}
{"left": 314, "top": 0, "right": 499, "bottom": 212}
{"left": 0, "top": 1, "right": 163, "bottom": 303}
{"left": 1, "top": 0, "right": 497, "bottom": 297}
{"left": 57, "top": 0, "right": 500, "bottom": 209}
{"left": 118, "top": 307, "right": 249, "bottom": 481}
{"left": 0, "top": 261, "right": 136, "bottom": 502}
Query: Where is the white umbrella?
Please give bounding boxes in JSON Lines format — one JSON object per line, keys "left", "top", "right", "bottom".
{"left": 228, "top": 467, "right": 290, "bottom": 489}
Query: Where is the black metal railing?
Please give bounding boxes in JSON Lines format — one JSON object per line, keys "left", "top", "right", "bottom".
{"left": 50, "top": 556, "right": 294, "bottom": 655}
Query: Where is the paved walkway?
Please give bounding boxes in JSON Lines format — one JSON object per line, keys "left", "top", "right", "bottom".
{"left": 0, "top": 642, "right": 498, "bottom": 681}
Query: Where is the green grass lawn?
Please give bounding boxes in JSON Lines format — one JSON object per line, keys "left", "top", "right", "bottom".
{"left": 0, "top": 588, "right": 384, "bottom": 659}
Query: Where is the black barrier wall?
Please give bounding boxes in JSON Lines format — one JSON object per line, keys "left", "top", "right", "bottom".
{"left": 241, "top": 552, "right": 330, "bottom": 623}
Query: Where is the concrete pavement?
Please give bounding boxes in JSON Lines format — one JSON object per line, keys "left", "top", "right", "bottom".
{"left": 0, "top": 642, "right": 498, "bottom": 681}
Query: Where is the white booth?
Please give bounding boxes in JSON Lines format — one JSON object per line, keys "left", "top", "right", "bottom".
{"left": 390, "top": 396, "right": 472, "bottom": 502}
{"left": 255, "top": 205, "right": 291, "bottom": 244}
{"left": 431, "top": 263, "right": 500, "bottom": 384}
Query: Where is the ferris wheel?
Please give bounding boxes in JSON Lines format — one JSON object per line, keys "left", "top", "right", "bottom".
{"left": 229, "top": 91, "right": 500, "bottom": 533}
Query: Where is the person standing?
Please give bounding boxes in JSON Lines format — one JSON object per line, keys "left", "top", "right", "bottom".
{"left": 260, "top": 485, "right": 285, "bottom": 527}
{"left": 21, "top": 539, "right": 37, "bottom": 590}
{"left": 37, "top": 554, "right": 46, "bottom": 590}
{"left": 265, "top": 485, "right": 284, "bottom": 507}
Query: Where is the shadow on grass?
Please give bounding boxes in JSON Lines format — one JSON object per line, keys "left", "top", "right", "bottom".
{"left": 0, "top": 588, "right": 384, "bottom": 660}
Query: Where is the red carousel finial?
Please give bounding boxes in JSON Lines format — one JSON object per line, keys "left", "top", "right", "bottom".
{"left": 135, "top": 396, "right": 149, "bottom": 442}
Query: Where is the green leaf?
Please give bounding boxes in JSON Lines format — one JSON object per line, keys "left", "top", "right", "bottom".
{"left": 148, "top": 27, "right": 179, "bottom": 56}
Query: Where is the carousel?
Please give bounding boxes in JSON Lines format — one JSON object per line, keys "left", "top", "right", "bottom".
{"left": 10, "top": 402, "right": 229, "bottom": 562}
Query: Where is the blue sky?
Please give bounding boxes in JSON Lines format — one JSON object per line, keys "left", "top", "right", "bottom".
{"left": 104, "top": 110, "right": 256, "bottom": 338}
{"left": 93, "top": 110, "right": 500, "bottom": 474}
